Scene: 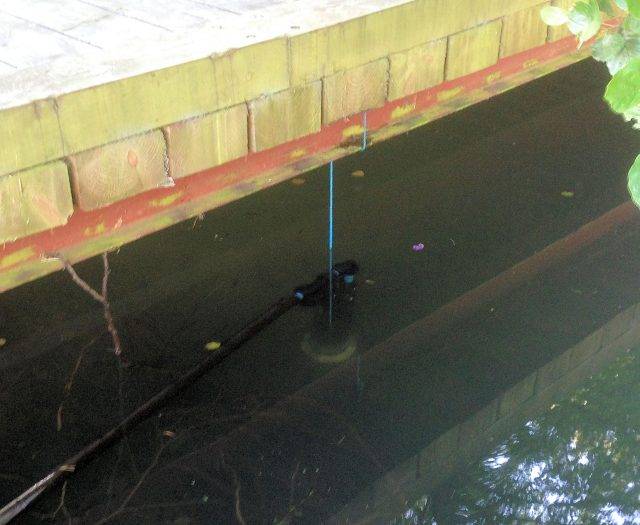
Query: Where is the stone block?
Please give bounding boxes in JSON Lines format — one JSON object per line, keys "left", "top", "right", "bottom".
{"left": 57, "top": 39, "right": 288, "bottom": 154}
{"left": 0, "top": 101, "right": 64, "bottom": 177}
{"left": 210, "top": 38, "right": 289, "bottom": 108}
{"left": 497, "top": 371, "right": 536, "bottom": 419}
{"left": 388, "top": 39, "right": 447, "bottom": 101}
{"left": 570, "top": 329, "right": 603, "bottom": 365}
{"left": 289, "top": 0, "right": 544, "bottom": 85}
{"left": 164, "top": 104, "right": 248, "bottom": 178}
{"left": 322, "top": 59, "right": 388, "bottom": 125}
{"left": 0, "top": 161, "right": 73, "bottom": 242}
{"left": 500, "top": 3, "right": 550, "bottom": 58}
{"left": 422, "top": 426, "right": 460, "bottom": 486}
{"left": 446, "top": 20, "right": 503, "bottom": 80}
{"left": 68, "top": 130, "right": 168, "bottom": 210}
{"left": 601, "top": 306, "right": 636, "bottom": 346}
{"left": 456, "top": 398, "right": 499, "bottom": 463}
{"left": 249, "top": 82, "right": 321, "bottom": 152}
{"left": 535, "top": 349, "right": 572, "bottom": 393}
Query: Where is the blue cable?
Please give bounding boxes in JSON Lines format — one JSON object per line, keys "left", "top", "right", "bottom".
{"left": 328, "top": 160, "right": 334, "bottom": 325}
{"left": 362, "top": 111, "right": 368, "bottom": 151}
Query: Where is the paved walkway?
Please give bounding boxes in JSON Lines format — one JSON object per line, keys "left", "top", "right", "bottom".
{"left": 0, "top": 0, "right": 406, "bottom": 108}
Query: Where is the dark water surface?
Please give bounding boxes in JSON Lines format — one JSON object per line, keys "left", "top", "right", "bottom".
{"left": 415, "top": 346, "right": 640, "bottom": 524}
{"left": 1, "top": 59, "right": 640, "bottom": 523}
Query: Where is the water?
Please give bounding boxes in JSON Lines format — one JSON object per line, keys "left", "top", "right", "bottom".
{"left": 397, "top": 347, "right": 640, "bottom": 524}
{"left": 1, "top": 59, "right": 640, "bottom": 523}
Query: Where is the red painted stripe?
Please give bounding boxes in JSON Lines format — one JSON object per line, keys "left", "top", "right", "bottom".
{"left": 0, "top": 35, "right": 584, "bottom": 276}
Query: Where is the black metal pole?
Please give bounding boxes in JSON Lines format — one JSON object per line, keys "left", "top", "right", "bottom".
{"left": 0, "top": 294, "right": 297, "bottom": 524}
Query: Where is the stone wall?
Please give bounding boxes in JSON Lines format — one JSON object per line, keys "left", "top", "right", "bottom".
{"left": 0, "top": 0, "right": 564, "bottom": 243}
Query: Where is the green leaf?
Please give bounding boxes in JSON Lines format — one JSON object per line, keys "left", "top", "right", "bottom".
{"left": 627, "top": 0, "right": 640, "bottom": 17}
{"left": 592, "top": 32, "right": 640, "bottom": 73}
{"left": 615, "top": 0, "right": 628, "bottom": 10}
{"left": 541, "top": 5, "right": 569, "bottom": 25}
{"left": 627, "top": 153, "right": 640, "bottom": 207}
{"left": 592, "top": 32, "right": 626, "bottom": 61}
{"left": 623, "top": 13, "right": 640, "bottom": 32}
{"left": 621, "top": 105, "right": 640, "bottom": 127}
{"left": 568, "top": 0, "right": 603, "bottom": 45}
{"left": 604, "top": 57, "right": 640, "bottom": 113}
{"left": 598, "top": 0, "right": 615, "bottom": 15}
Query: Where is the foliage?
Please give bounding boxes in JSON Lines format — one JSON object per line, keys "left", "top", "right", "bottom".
{"left": 541, "top": 0, "right": 640, "bottom": 206}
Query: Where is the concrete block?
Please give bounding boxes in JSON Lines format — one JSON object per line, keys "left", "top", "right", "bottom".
{"left": 0, "top": 161, "right": 73, "bottom": 243}
{"left": 57, "top": 58, "right": 216, "bottom": 155}
{"left": 289, "top": 1, "right": 434, "bottom": 86}
{"left": 500, "top": 3, "right": 550, "bottom": 58}
{"left": 570, "top": 329, "right": 603, "bottom": 365}
{"left": 601, "top": 306, "right": 636, "bottom": 346}
{"left": 0, "top": 101, "right": 64, "bottom": 177}
{"left": 388, "top": 39, "right": 447, "bottom": 101}
{"left": 164, "top": 104, "right": 248, "bottom": 179}
{"left": 210, "top": 38, "right": 289, "bottom": 107}
{"left": 249, "top": 82, "right": 321, "bottom": 152}
{"left": 57, "top": 39, "right": 288, "bottom": 155}
{"left": 497, "top": 371, "right": 536, "bottom": 419}
{"left": 289, "top": 0, "right": 543, "bottom": 86}
{"left": 535, "top": 349, "right": 572, "bottom": 393}
{"left": 429, "top": 0, "right": 546, "bottom": 40}
{"left": 322, "top": 59, "right": 388, "bottom": 125}
{"left": 68, "top": 130, "right": 168, "bottom": 211}
{"left": 456, "top": 398, "right": 499, "bottom": 463}
{"left": 422, "top": 425, "right": 460, "bottom": 486}
{"left": 446, "top": 20, "right": 503, "bottom": 80}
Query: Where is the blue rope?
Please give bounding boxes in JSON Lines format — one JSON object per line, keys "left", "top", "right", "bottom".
{"left": 362, "top": 111, "right": 368, "bottom": 151}
{"left": 328, "top": 160, "right": 334, "bottom": 325}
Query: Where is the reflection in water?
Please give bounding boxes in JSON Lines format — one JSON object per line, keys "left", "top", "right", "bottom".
{"left": 396, "top": 348, "right": 640, "bottom": 525}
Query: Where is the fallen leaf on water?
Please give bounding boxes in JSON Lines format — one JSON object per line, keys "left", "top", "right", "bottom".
{"left": 351, "top": 170, "right": 365, "bottom": 178}
{"left": 163, "top": 430, "right": 176, "bottom": 438}
{"left": 205, "top": 341, "right": 221, "bottom": 351}
{"left": 0, "top": 337, "right": 6, "bottom": 347}
{"left": 561, "top": 191, "right": 574, "bottom": 198}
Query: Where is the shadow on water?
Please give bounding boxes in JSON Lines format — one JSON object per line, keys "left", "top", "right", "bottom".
{"left": 1, "top": 59, "right": 640, "bottom": 523}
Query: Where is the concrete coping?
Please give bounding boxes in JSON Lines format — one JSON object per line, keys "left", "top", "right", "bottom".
{"left": 0, "top": 0, "right": 410, "bottom": 110}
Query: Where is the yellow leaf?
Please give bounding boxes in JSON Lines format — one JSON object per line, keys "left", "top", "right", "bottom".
{"left": 205, "top": 341, "right": 221, "bottom": 351}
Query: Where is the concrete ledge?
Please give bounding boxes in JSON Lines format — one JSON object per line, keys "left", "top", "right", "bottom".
{"left": 0, "top": 1, "right": 557, "bottom": 175}
{"left": 0, "top": 0, "right": 591, "bottom": 292}
{"left": 0, "top": 36, "right": 590, "bottom": 292}
{"left": 0, "top": 1, "right": 567, "bottom": 231}
{"left": 332, "top": 302, "right": 640, "bottom": 524}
